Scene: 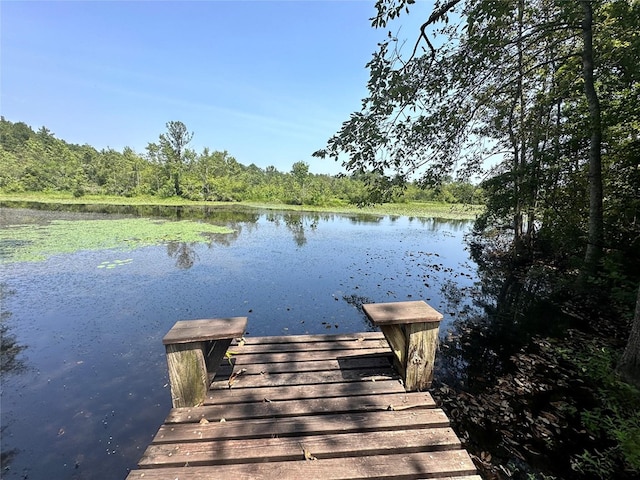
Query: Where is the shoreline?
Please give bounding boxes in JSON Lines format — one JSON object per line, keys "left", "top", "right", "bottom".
{"left": 0, "top": 192, "right": 484, "bottom": 220}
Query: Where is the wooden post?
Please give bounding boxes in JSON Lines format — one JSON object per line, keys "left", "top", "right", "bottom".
{"left": 363, "top": 301, "right": 443, "bottom": 391}
{"left": 162, "top": 317, "right": 247, "bottom": 408}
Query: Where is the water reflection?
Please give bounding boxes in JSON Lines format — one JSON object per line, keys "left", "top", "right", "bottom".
{"left": 0, "top": 203, "right": 477, "bottom": 479}
{"left": 0, "top": 284, "right": 27, "bottom": 376}
{"left": 0, "top": 283, "right": 28, "bottom": 474}
{"left": 0, "top": 201, "right": 263, "bottom": 225}
{"left": 342, "top": 294, "right": 377, "bottom": 331}
{"left": 432, "top": 259, "right": 583, "bottom": 479}
{"left": 344, "top": 213, "right": 384, "bottom": 224}
{"left": 436, "top": 257, "right": 570, "bottom": 390}
{"left": 166, "top": 242, "right": 198, "bottom": 269}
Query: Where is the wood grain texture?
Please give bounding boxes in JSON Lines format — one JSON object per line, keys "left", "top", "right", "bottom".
{"left": 364, "top": 301, "right": 443, "bottom": 391}
{"left": 166, "top": 392, "right": 437, "bottom": 423}
{"left": 380, "top": 323, "right": 408, "bottom": 372}
{"left": 162, "top": 317, "right": 247, "bottom": 345}
{"left": 165, "top": 342, "right": 208, "bottom": 408}
{"left": 405, "top": 321, "right": 440, "bottom": 391}
{"left": 139, "top": 427, "right": 462, "bottom": 467}
{"left": 363, "top": 300, "right": 443, "bottom": 325}
{"left": 205, "top": 379, "right": 406, "bottom": 405}
{"left": 131, "top": 332, "right": 477, "bottom": 480}
{"left": 153, "top": 409, "right": 451, "bottom": 443}
{"left": 129, "top": 450, "right": 477, "bottom": 479}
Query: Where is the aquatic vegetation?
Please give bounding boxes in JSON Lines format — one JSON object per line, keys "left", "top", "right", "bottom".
{"left": 97, "top": 259, "right": 134, "bottom": 269}
{"left": 0, "top": 218, "right": 233, "bottom": 263}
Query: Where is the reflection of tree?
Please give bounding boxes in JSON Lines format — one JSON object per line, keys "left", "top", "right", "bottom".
{"left": 431, "top": 257, "right": 602, "bottom": 480}
{"left": 413, "top": 217, "right": 471, "bottom": 232}
{"left": 166, "top": 242, "right": 198, "bottom": 269}
{"left": 342, "top": 294, "right": 376, "bottom": 332}
{"left": 200, "top": 228, "right": 242, "bottom": 248}
{"left": 0, "top": 434, "right": 19, "bottom": 474}
{"left": 0, "top": 283, "right": 27, "bottom": 473}
{"left": 346, "top": 214, "right": 383, "bottom": 225}
{"left": 435, "top": 236, "right": 574, "bottom": 393}
{"left": 266, "top": 212, "right": 320, "bottom": 247}
{"left": 14, "top": 202, "right": 262, "bottom": 227}
{"left": 0, "top": 284, "right": 27, "bottom": 376}
{"left": 282, "top": 213, "right": 318, "bottom": 247}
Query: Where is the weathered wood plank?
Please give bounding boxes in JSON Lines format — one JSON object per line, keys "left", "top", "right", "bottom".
{"left": 224, "top": 347, "right": 393, "bottom": 365}
{"left": 138, "top": 427, "right": 461, "bottom": 467}
{"left": 380, "top": 323, "right": 407, "bottom": 370}
{"left": 364, "top": 301, "right": 443, "bottom": 391}
{"left": 220, "top": 354, "right": 392, "bottom": 375}
{"left": 210, "top": 367, "right": 399, "bottom": 390}
{"left": 229, "top": 338, "right": 390, "bottom": 354}
{"left": 237, "top": 332, "right": 385, "bottom": 345}
{"left": 204, "top": 379, "right": 406, "bottom": 405}
{"left": 203, "top": 337, "right": 232, "bottom": 381}
{"left": 405, "top": 321, "right": 439, "bottom": 391}
{"left": 153, "top": 409, "right": 450, "bottom": 444}
{"left": 167, "top": 392, "right": 436, "bottom": 423}
{"left": 128, "top": 449, "right": 477, "bottom": 479}
{"left": 137, "top": 331, "right": 478, "bottom": 480}
{"left": 363, "top": 301, "right": 443, "bottom": 325}
{"left": 163, "top": 317, "right": 248, "bottom": 344}
{"left": 165, "top": 342, "right": 208, "bottom": 408}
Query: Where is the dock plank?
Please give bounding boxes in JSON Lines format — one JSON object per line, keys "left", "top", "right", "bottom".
{"left": 129, "top": 450, "right": 477, "bottom": 479}
{"left": 153, "top": 409, "right": 451, "bottom": 443}
{"left": 229, "top": 338, "right": 390, "bottom": 355}
{"left": 139, "top": 427, "right": 462, "bottom": 467}
{"left": 218, "top": 355, "right": 393, "bottom": 375}
{"left": 236, "top": 332, "right": 385, "bottom": 344}
{"left": 128, "top": 332, "right": 478, "bottom": 480}
{"left": 210, "top": 367, "right": 399, "bottom": 390}
{"left": 204, "top": 379, "right": 406, "bottom": 404}
{"left": 168, "top": 392, "right": 436, "bottom": 423}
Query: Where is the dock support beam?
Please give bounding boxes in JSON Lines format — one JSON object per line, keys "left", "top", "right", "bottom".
{"left": 163, "top": 317, "right": 248, "bottom": 407}
{"left": 363, "top": 301, "right": 442, "bottom": 391}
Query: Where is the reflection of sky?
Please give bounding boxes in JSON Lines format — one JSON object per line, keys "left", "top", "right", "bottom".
{"left": 0, "top": 209, "right": 477, "bottom": 479}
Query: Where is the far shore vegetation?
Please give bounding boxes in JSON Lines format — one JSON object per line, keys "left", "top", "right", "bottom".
{"left": 0, "top": 191, "right": 483, "bottom": 220}
{"left": 0, "top": 118, "right": 484, "bottom": 221}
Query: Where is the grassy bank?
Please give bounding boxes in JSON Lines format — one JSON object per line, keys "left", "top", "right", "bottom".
{"left": 0, "top": 192, "right": 484, "bottom": 220}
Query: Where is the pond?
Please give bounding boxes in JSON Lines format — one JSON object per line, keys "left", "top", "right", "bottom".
{"left": 0, "top": 204, "right": 477, "bottom": 479}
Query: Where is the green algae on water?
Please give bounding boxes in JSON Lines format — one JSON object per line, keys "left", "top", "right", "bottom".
{"left": 0, "top": 218, "right": 234, "bottom": 263}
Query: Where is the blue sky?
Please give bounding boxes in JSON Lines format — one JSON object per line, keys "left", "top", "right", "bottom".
{"left": 1, "top": 0, "right": 433, "bottom": 175}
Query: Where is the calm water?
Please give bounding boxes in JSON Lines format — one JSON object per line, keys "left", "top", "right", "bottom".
{"left": 0, "top": 205, "right": 477, "bottom": 479}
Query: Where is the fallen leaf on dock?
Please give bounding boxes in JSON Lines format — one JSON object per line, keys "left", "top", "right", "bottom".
{"left": 225, "top": 350, "right": 239, "bottom": 365}
{"left": 228, "top": 368, "right": 247, "bottom": 388}
{"left": 300, "top": 443, "right": 317, "bottom": 461}
{"left": 199, "top": 418, "right": 209, "bottom": 424}
{"left": 387, "top": 404, "right": 421, "bottom": 411}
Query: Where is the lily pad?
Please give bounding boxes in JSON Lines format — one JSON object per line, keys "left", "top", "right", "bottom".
{"left": 97, "top": 259, "right": 134, "bottom": 269}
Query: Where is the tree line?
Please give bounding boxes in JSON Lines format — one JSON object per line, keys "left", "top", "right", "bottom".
{"left": 0, "top": 117, "right": 483, "bottom": 207}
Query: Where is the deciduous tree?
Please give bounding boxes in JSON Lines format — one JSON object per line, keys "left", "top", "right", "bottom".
{"left": 148, "top": 121, "right": 193, "bottom": 197}
{"left": 619, "top": 284, "right": 640, "bottom": 387}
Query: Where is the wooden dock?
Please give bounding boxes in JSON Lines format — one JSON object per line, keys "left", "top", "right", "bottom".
{"left": 126, "top": 331, "right": 479, "bottom": 479}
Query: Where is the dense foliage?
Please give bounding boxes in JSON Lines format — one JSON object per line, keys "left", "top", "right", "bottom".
{"left": 0, "top": 117, "right": 483, "bottom": 207}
